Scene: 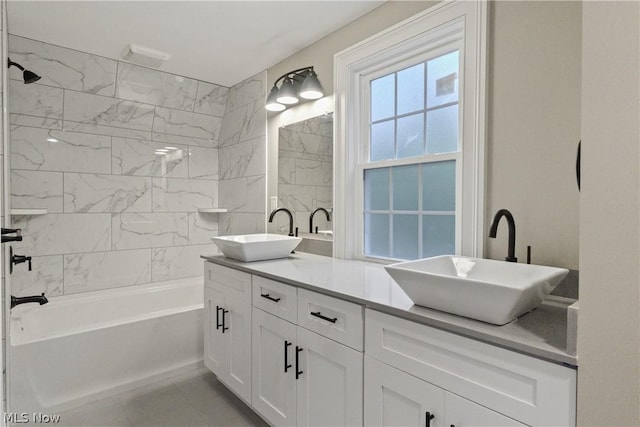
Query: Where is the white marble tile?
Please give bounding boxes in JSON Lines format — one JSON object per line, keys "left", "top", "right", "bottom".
{"left": 316, "top": 186, "right": 333, "bottom": 209}
{"left": 10, "top": 255, "right": 63, "bottom": 297}
{"left": 12, "top": 213, "right": 111, "bottom": 256}
{"left": 279, "top": 127, "right": 323, "bottom": 154}
{"left": 218, "top": 212, "right": 265, "bottom": 236}
{"left": 112, "top": 212, "right": 188, "bottom": 250}
{"left": 11, "top": 126, "right": 111, "bottom": 173}
{"left": 189, "top": 212, "right": 219, "bottom": 245}
{"left": 188, "top": 146, "right": 218, "bottom": 180}
{"left": 152, "top": 177, "right": 217, "bottom": 212}
{"left": 11, "top": 170, "right": 63, "bottom": 213}
{"left": 151, "top": 244, "right": 217, "bottom": 282}
{"left": 218, "top": 178, "right": 246, "bottom": 212}
{"left": 9, "top": 35, "right": 117, "bottom": 96}
{"left": 64, "top": 90, "right": 155, "bottom": 131}
{"left": 152, "top": 132, "right": 215, "bottom": 149}
{"left": 116, "top": 63, "right": 198, "bottom": 111}
{"left": 9, "top": 80, "right": 63, "bottom": 119}
{"left": 278, "top": 153, "right": 295, "bottom": 185}
{"left": 194, "top": 82, "right": 228, "bottom": 117}
{"left": 63, "top": 249, "right": 151, "bottom": 294}
{"left": 63, "top": 120, "right": 152, "bottom": 140}
{"left": 10, "top": 114, "right": 63, "bottom": 130}
{"left": 246, "top": 176, "right": 265, "bottom": 213}
{"left": 226, "top": 72, "right": 265, "bottom": 112}
{"left": 219, "top": 101, "right": 265, "bottom": 147}
{"left": 295, "top": 158, "right": 324, "bottom": 186}
{"left": 278, "top": 184, "right": 315, "bottom": 212}
{"left": 112, "top": 137, "right": 188, "bottom": 178}
{"left": 64, "top": 173, "right": 152, "bottom": 213}
{"left": 219, "top": 137, "right": 265, "bottom": 179}
{"left": 153, "top": 107, "right": 222, "bottom": 141}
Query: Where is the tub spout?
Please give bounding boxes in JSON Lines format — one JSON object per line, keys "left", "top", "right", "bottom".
{"left": 11, "top": 293, "right": 48, "bottom": 309}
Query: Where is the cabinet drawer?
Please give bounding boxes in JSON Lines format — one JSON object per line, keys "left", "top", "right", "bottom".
{"left": 365, "top": 309, "right": 576, "bottom": 427}
{"left": 205, "top": 262, "right": 251, "bottom": 295}
{"left": 252, "top": 276, "right": 297, "bottom": 323}
{"left": 297, "top": 289, "right": 363, "bottom": 351}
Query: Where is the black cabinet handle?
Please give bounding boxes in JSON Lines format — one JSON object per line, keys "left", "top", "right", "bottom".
{"left": 295, "top": 346, "right": 303, "bottom": 379}
{"left": 261, "top": 293, "right": 281, "bottom": 303}
{"left": 576, "top": 140, "right": 581, "bottom": 191}
{"left": 215, "top": 306, "right": 222, "bottom": 330}
{"left": 425, "top": 412, "right": 435, "bottom": 427}
{"left": 310, "top": 311, "right": 337, "bottom": 323}
{"left": 221, "top": 309, "right": 229, "bottom": 333}
{"left": 284, "top": 340, "right": 292, "bottom": 372}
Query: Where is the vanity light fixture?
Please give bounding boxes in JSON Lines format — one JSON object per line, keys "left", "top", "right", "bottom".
{"left": 265, "top": 66, "right": 324, "bottom": 112}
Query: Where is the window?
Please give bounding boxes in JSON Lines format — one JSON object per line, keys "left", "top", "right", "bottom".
{"left": 334, "top": 1, "right": 487, "bottom": 261}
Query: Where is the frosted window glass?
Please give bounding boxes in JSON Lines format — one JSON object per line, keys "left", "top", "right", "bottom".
{"left": 396, "top": 113, "right": 424, "bottom": 159}
{"left": 392, "top": 165, "right": 419, "bottom": 211}
{"left": 423, "top": 161, "right": 456, "bottom": 211}
{"left": 397, "top": 63, "right": 424, "bottom": 115}
{"left": 371, "top": 74, "right": 395, "bottom": 122}
{"left": 365, "top": 214, "right": 390, "bottom": 258}
{"left": 371, "top": 120, "right": 395, "bottom": 161}
{"left": 393, "top": 214, "right": 419, "bottom": 260}
{"left": 426, "top": 104, "right": 458, "bottom": 154}
{"left": 364, "top": 168, "right": 390, "bottom": 211}
{"left": 427, "top": 51, "right": 459, "bottom": 108}
{"left": 422, "top": 214, "right": 455, "bottom": 257}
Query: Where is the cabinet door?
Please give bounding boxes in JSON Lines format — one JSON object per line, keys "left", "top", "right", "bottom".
{"left": 445, "top": 393, "right": 526, "bottom": 427}
{"left": 204, "top": 287, "right": 226, "bottom": 376}
{"left": 252, "top": 308, "right": 297, "bottom": 426}
{"left": 296, "top": 326, "right": 363, "bottom": 427}
{"left": 225, "top": 291, "right": 252, "bottom": 403}
{"left": 365, "top": 357, "right": 445, "bottom": 427}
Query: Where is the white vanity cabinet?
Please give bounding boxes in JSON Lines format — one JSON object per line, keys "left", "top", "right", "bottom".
{"left": 203, "top": 263, "right": 252, "bottom": 403}
{"left": 251, "top": 279, "right": 363, "bottom": 427}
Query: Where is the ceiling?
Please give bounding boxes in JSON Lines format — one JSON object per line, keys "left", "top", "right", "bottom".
{"left": 6, "top": 1, "right": 384, "bottom": 87}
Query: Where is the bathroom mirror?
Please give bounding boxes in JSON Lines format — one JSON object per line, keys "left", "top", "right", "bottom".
{"left": 273, "top": 113, "right": 333, "bottom": 236}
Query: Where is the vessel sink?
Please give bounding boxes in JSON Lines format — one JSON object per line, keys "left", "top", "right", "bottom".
{"left": 385, "top": 255, "right": 569, "bottom": 325}
{"left": 211, "top": 234, "right": 302, "bottom": 262}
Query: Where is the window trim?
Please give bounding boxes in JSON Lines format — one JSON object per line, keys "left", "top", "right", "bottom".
{"left": 334, "top": 0, "right": 488, "bottom": 261}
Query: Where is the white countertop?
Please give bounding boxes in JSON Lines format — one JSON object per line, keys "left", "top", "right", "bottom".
{"left": 201, "top": 252, "right": 577, "bottom": 367}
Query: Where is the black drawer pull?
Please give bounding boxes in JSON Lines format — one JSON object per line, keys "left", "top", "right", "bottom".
{"left": 284, "top": 340, "right": 292, "bottom": 372}
{"left": 295, "top": 346, "right": 303, "bottom": 379}
{"left": 425, "top": 411, "right": 435, "bottom": 427}
{"left": 215, "top": 305, "right": 222, "bottom": 331}
{"left": 261, "top": 293, "right": 281, "bottom": 303}
{"left": 310, "top": 311, "right": 337, "bottom": 323}
{"left": 221, "top": 309, "right": 229, "bottom": 333}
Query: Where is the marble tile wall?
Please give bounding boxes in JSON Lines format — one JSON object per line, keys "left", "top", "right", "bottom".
{"left": 218, "top": 72, "right": 267, "bottom": 235}
{"left": 275, "top": 115, "right": 333, "bottom": 234}
{"left": 7, "top": 35, "right": 230, "bottom": 296}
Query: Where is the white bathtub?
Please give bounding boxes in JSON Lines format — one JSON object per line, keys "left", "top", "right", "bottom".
{"left": 9, "top": 277, "right": 204, "bottom": 413}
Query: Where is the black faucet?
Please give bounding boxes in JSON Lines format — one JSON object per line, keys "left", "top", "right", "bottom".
{"left": 10, "top": 246, "right": 32, "bottom": 274}
{"left": 488, "top": 209, "right": 517, "bottom": 262}
{"left": 1, "top": 228, "right": 22, "bottom": 244}
{"left": 309, "top": 208, "right": 331, "bottom": 233}
{"left": 11, "top": 293, "right": 48, "bottom": 309}
{"left": 269, "top": 208, "right": 294, "bottom": 236}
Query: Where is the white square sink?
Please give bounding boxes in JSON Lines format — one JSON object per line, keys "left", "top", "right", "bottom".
{"left": 385, "top": 255, "right": 569, "bottom": 325}
{"left": 211, "top": 234, "right": 302, "bottom": 262}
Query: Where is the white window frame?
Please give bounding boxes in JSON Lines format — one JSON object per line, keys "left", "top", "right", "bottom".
{"left": 334, "top": 0, "right": 488, "bottom": 261}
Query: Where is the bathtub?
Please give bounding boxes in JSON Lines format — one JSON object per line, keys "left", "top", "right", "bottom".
{"left": 9, "top": 277, "right": 204, "bottom": 413}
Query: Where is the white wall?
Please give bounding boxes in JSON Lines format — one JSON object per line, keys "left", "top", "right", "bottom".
{"left": 578, "top": 1, "right": 640, "bottom": 425}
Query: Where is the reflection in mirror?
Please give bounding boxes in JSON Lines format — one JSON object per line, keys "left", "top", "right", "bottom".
{"left": 275, "top": 113, "right": 333, "bottom": 240}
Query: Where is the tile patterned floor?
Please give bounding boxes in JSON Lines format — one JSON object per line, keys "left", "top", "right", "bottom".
{"left": 26, "top": 369, "right": 268, "bottom": 427}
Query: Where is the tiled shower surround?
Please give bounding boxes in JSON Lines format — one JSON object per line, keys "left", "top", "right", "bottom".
{"left": 7, "top": 35, "right": 266, "bottom": 297}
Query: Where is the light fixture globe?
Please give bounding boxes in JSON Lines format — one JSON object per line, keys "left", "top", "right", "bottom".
{"left": 299, "top": 70, "right": 324, "bottom": 100}
{"left": 265, "top": 86, "right": 285, "bottom": 111}
{"left": 276, "top": 77, "right": 299, "bottom": 105}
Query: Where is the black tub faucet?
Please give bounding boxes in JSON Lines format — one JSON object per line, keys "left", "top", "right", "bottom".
{"left": 269, "top": 208, "right": 294, "bottom": 236}
{"left": 11, "top": 293, "right": 48, "bottom": 309}
{"left": 309, "top": 207, "right": 331, "bottom": 233}
{"left": 488, "top": 209, "right": 517, "bottom": 262}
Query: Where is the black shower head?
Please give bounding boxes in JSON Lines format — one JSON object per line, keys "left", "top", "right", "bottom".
{"left": 7, "top": 58, "right": 41, "bottom": 84}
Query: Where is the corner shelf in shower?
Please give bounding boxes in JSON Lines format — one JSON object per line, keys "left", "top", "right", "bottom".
{"left": 10, "top": 208, "right": 48, "bottom": 216}
{"left": 198, "top": 208, "right": 228, "bottom": 213}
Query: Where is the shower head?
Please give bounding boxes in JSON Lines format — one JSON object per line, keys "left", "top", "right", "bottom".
{"left": 8, "top": 58, "right": 41, "bottom": 84}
